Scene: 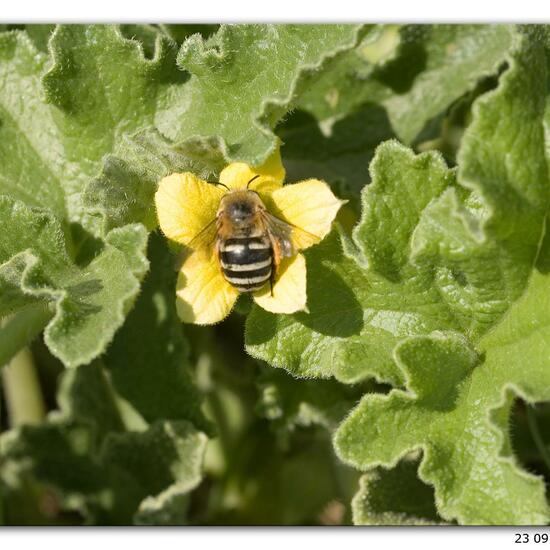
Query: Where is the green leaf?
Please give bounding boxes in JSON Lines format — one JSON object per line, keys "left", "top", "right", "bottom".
{"left": 102, "top": 232, "right": 209, "bottom": 431}
{"left": 83, "top": 129, "right": 226, "bottom": 233}
{"left": 43, "top": 24, "right": 181, "bottom": 163}
{"left": 1, "top": 232, "right": 211, "bottom": 522}
{"left": 256, "top": 367, "right": 364, "bottom": 433}
{"left": 279, "top": 103, "right": 395, "bottom": 209}
{"left": 104, "top": 421, "right": 207, "bottom": 525}
{"left": 24, "top": 25, "right": 55, "bottom": 53}
{"left": 294, "top": 25, "right": 394, "bottom": 127}
{"left": 119, "top": 24, "right": 166, "bottom": 59}
{"left": 298, "top": 25, "right": 516, "bottom": 145}
{"left": 0, "top": 26, "right": 183, "bottom": 231}
{"left": 159, "top": 24, "right": 219, "bottom": 45}
{"left": 0, "top": 31, "right": 68, "bottom": 220}
{"left": 5, "top": 21, "right": 550, "bottom": 527}
{"left": 246, "top": 144, "right": 461, "bottom": 386}
{"left": 278, "top": 25, "right": 515, "bottom": 211}
{"left": 411, "top": 28, "right": 547, "bottom": 338}
{"left": 352, "top": 456, "right": 444, "bottom": 525}
{"left": 84, "top": 25, "right": 372, "bottom": 233}
{"left": 336, "top": 327, "right": 550, "bottom": 524}
{"left": 280, "top": 25, "right": 515, "bottom": 210}
{"left": 249, "top": 26, "right": 550, "bottom": 524}
{"left": 0, "top": 28, "right": 165, "bottom": 366}
{"left": 41, "top": 24, "right": 185, "bottom": 224}
{"left": 1, "top": 362, "right": 207, "bottom": 525}
{"left": 0, "top": 24, "right": 56, "bottom": 52}
{"left": 0, "top": 196, "right": 149, "bottom": 367}
{"left": 334, "top": 28, "right": 550, "bottom": 525}
{"left": 247, "top": 26, "right": 548, "bottom": 384}
{"left": 158, "top": 24, "right": 367, "bottom": 165}
{"left": 353, "top": 142, "right": 455, "bottom": 280}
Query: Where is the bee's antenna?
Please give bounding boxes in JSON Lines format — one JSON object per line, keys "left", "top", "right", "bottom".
{"left": 207, "top": 181, "right": 231, "bottom": 191}
{"left": 247, "top": 175, "right": 261, "bottom": 189}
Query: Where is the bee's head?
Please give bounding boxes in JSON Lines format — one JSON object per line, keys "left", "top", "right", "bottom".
{"left": 219, "top": 190, "right": 264, "bottom": 223}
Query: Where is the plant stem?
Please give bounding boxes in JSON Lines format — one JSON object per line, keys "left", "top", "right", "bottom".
{"left": 0, "top": 304, "right": 52, "bottom": 368}
{"left": 0, "top": 305, "right": 50, "bottom": 427}
{"left": 2, "top": 346, "right": 46, "bottom": 426}
{"left": 526, "top": 404, "right": 550, "bottom": 474}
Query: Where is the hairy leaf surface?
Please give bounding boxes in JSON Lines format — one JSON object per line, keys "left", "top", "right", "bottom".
{"left": 0, "top": 197, "right": 148, "bottom": 367}
{"left": 248, "top": 27, "right": 550, "bottom": 524}
{"left": 158, "top": 24, "right": 367, "bottom": 165}
{"left": 1, "top": 362, "right": 207, "bottom": 525}
{"left": 335, "top": 28, "right": 550, "bottom": 524}
{"left": 299, "top": 25, "right": 515, "bottom": 144}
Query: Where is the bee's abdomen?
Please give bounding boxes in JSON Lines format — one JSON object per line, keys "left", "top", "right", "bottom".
{"left": 219, "top": 237, "right": 272, "bottom": 292}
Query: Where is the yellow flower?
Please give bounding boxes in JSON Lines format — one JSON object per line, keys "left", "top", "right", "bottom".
{"left": 154, "top": 145, "right": 344, "bottom": 325}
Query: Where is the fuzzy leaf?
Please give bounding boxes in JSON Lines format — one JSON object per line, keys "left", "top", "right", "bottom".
{"left": 248, "top": 27, "right": 548, "bottom": 388}
{"left": 119, "top": 24, "right": 166, "bottom": 59}
{"left": 298, "top": 25, "right": 516, "bottom": 144}
{"left": 83, "top": 129, "right": 226, "bottom": 233}
{"left": 335, "top": 28, "right": 550, "bottom": 525}
{"left": 1, "top": 362, "right": 207, "bottom": 525}
{"left": 104, "top": 421, "right": 207, "bottom": 525}
{"left": 249, "top": 27, "right": 550, "bottom": 524}
{"left": 0, "top": 31, "right": 68, "bottom": 220}
{"left": 281, "top": 25, "right": 515, "bottom": 209}
{"left": 0, "top": 27, "right": 183, "bottom": 229}
{"left": 157, "top": 24, "right": 367, "bottom": 165}
{"left": 256, "top": 367, "right": 363, "bottom": 433}
{"left": 411, "top": 28, "right": 547, "bottom": 338}
{"left": 0, "top": 197, "right": 148, "bottom": 367}
{"left": 1, "top": 247, "right": 210, "bottom": 523}
{"left": 159, "top": 24, "right": 219, "bottom": 44}
{"left": 0, "top": 28, "right": 173, "bottom": 366}
{"left": 40, "top": 24, "right": 185, "bottom": 224}
{"left": 102, "top": 232, "right": 209, "bottom": 431}
{"left": 352, "top": 457, "right": 443, "bottom": 525}
{"left": 85, "top": 25, "right": 372, "bottom": 233}
{"left": 24, "top": 25, "right": 55, "bottom": 52}
{"left": 336, "top": 326, "right": 550, "bottom": 525}
{"left": 246, "top": 144, "right": 461, "bottom": 386}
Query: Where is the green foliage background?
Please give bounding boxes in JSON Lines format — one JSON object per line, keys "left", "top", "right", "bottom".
{"left": 1, "top": 23, "right": 550, "bottom": 525}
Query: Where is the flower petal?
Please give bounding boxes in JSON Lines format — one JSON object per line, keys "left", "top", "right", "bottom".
{"left": 219, "top": 144, "right": 285, "bottom": 193}
{"left": 176, "top": 249, "right": 239, "bottom": 324}
{"left": 253, "top": 253, "right": 307, "bottom": 314}
{"left": 267, "top": 179, "right": 345, "bottom": 250}
{"left": 155, "top": 172, "right": 224, "bottom": 247}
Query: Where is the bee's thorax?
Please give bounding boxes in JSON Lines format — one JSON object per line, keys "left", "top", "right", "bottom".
{"left": 227, "top": 200, "right": 254, "bottom": 223}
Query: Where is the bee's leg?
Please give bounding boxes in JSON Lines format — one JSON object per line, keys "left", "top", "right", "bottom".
{"left": 270, "top": 270, "right": 275, "bottom": 297}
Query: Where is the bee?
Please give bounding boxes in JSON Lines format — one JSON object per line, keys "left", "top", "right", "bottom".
{"left": 187, "top": 175, "right": 314, "bottom": 295}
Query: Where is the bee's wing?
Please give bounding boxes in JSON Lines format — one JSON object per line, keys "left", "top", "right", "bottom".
{"left": 261, "top": 210, "right": 320, "bottom": 274}
{"left": 261, "top": 210, "right": 294, "bottom": 259}
{"left": 188, "top": 217, "right": 219, "bottom": 249}
{"left": 262, "top": 210, "right": 321, "bottom": 258}
{"left": 173, "top": 217, "right": 219, "bottom": 271}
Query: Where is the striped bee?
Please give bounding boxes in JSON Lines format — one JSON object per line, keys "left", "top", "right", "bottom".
{"left": 188, "top": 176, "right": 313, "bottom": 295}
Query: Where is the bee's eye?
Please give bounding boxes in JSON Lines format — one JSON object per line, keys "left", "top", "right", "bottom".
{"left": 229, "top": 202, "right": 253, "bottom": 219}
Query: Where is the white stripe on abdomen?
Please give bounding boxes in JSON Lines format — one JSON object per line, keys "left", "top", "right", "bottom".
{"left": 220, "top": 258, "right": 272, "bottom": 271}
